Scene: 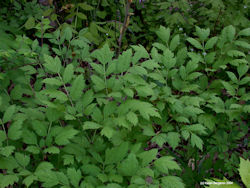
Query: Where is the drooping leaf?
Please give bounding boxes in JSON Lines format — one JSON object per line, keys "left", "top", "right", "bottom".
{"left": 0, "top": 174, "right": 19, "bottom": 188}
{"left": 138, "top": 149, "right": 158, "bottom": 167}
{"left": 63, "top": 64, "right": 74, "bottom": 83}
{"left": 2, "top": 105, "right": 16, "bottom": 123}
{"left": 25, "top": 17, "right": 35, "bottom": 29}
{"left": 91, "top": 43, "right": 114, "bottom": 65}
{"left": 170, "top": 34, "right": 180, "bottom": 51}
{"left": 238, "top": 28, "right": 250, "bottom": 37}
{"left": 118, "top": 153, "right": 139, "bottom": 176}
{"left": 42, "top": 78, "right": 63, "bottom": 86}
{"left": 67, "top": 168, "right": 82, "bottom": 188}
{"left": 166, "top": 132, "right": 180, "bottom": 150}
{"left": 105, "top": 142, "right": 129, "bottom": 165}
{"left": 191, "top": 133, "right": 203, "bottom": 151}
{"left": 55, "top": 127, "right": 79, "bottom": 145}
{"left": 70, "top": 75, "right": 85, "bottom": 100}
{"left": 205, "top": 37, "right": 218, "bottom": 50}
{"left": 44, "top": 146, "right": 60, "bottom": 154}
{"left": 78, "top": 3, "right": 94, "bottom": 10}
{"left": 15, "top": 152, "right": 30, "bottom": 167}
{"left": 83, "top": 121, "right": 102, "bottom": 130}
{"left": 187, "top": 37, "right": 203, "bottom": 50}
{"left": 43, "top": 55, "right": 62, "bottom": 73}
{"left": 156, "top": 26, "right": 171, "bottom": 44}
{"left": 161, "top": 176, "right": 185, "bottom": 188}
{"left": 154, "top": 156, "right": 181, "bottom": 174}
{"left": 8, "top": 119, "right": 23, "bottom": 140}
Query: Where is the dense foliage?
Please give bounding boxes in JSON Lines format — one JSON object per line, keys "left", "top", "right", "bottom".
{"left": 0, "top": 0, "right": 249, "bottom": 187}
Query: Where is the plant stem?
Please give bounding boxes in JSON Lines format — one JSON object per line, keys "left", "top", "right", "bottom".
{"left": 117, "top": 0, "right": 132, "bottom": 56}
{"left": 1, "top": 119, "right": 8, "bottom": 146}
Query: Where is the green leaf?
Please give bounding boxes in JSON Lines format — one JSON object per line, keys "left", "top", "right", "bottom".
{"left": 205, "top": 37, "right": 218, "bottom": 50}
{"left": 78, "top": 3, "right": 94, "bottom": 10}
{"left": 170, "top": 35, "right": 180, "bottom": 51}
{"left": 226, "top": 71, "right": 238, "bottom": 83}
{"left": 131, "top": 45, "right": 149, "bottom": 64}
{"left": 187, "top": 72, "right": 202, "bottom": 80}
{"left": 239, "top": 77, "right": 250, "bottom": 85}
{"left": 222, "top": 25, "right": 235, "bottom": 42}
{"left": 234, "top": 40, "right": 250, "bottom": 49}
{"left": 138, "top": 149, "right": 158, "bottom": 167}
{"left": 43, "top": 55, "right": 62, "bottom": 73}
{"left": 70, "top": 75, "right": 85, "bottom": 100}
{"left": 35, "top": 170, "right": 59, "bottom": 187}
{"left": 31, "top": 120, "right": 48, "bottom": 137}
{"left": 0, "top": 146, "right": 15, "bottom": 157}
{"left": 91, "top": 43, "right": 114, "bottom": 65}
{"left": 196, "top": 26, "right": 210, "bottom": 41}
{"left": 26, "top": 146, "right": 40, "bottom": 154}
{"left": 63, "top": 26, "right": 73, "bottom": 41}
{"left": 166, "top": 132, "right": 180, "bottom": 150}
{"left": 128, "top": 66, "right": 147, "bottom": 76}
{"left": 136, "top": 85, "right": 154, "bottom": 97}
{"left": 42, "top": 78, "right": 63, "bottom": 86}
{"left": 238, "top": 28, "right": 250, "bottom": 37}
{"left": 0, "top": 174, "right": 19, "bottom": 188}
{"left": 2, "top": 105, "right": 16, "bottom": 123}
{"left": 221, "top": 81, "right": 236, "bottom": 96}
{"left": 67, "top": 168, "right": 82, "bottom": 187}
{"left": 126, "top": 111, "right": 138, "bottom": 126}
{"left": 239, "top": 157, "right": 250, "bottom": 187}
{"left": 141, "top": 59, "right": 160, "bottom": 70}
{"left": 91, "top": 75, "right": 105, "bottom": 91}
{"left": 23, "top": 175, "right": 37, "bottom": 187}
{"left": 44, "top": 146, "right": 60, "bottom": 154}
{"left": 227, "top": 50, "right": 246, "bottom": 58}
{"left": 191, "top": 133, "right": 203, "bottom": 150}
{"left": 198, "top": 114, "right": 216, "bottom": 131}
{"left": 0, "top": 131, "right": 6, "bottom": 145}
{"left": 22, "top": 130, "right": 37, "bottom": 145}
{"left": 156, "top": 26, "right": 170, "bottom": 44}
{"left": 8, "top": 121, "right": 22, "bottom": 140}
{"left": 161, "top": 176, "right": 185, "bottom": 188}
{"left": 15, "top": 152, "right": 30, "bottom": 167}
{"left": 63, "top": 64, "right": 74, "bottom": 83}
{"left": 152, "top": 133, "right": 167, "bottom": 147}
{"left": 116, "top": 49, "right": 132, "bottom": 73}
{"left": 56, "top": 172, "right": 69, "bottom": 186}
{"left": 183, "top": 124, "right": 207, "bottom": 135}
{"left": 154, "top": 156, "right": 181, "bottom": 174}
{"left": 118, "top": 153, "right": 139, "bottom": 176}
{"left": 187, "top": 37, "right": 203, "bottom": 50}
{"left": 181, "top": 130, "right": 190, "bottom": 140}
{"left": 105, "top": 62, "right": 116, "bottom": 76}
{"left": 77, "top": 12, "right": 87, "bottom": 20}
{"left": 41, "top": 89, "right": 68, "bottom": 103}
{"left": 237, "top": 64, "right": 249, "bottom": 78}
{"left": 82, "top": 90, "right": 94, "bottom": 107}
{"left": 83, "top": 121, "right": 102, "bottom": 130}
{"left": 55, "top": 127, "right": 79, "bottom": 145}
{"left": 101, "top": 126, "right": 114, "bottom": 139}
{"left": 105, "top": 142, "right": 129, "bottom": 165}
{"left": 25, "top": 16, "right": 35, "bottom": 29}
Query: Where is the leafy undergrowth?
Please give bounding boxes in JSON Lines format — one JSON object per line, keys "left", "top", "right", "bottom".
{"left": 0, "top": 1, "right": 250, "bottom": 188}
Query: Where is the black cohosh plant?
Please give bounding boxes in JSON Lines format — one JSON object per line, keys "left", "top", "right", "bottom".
{"left": 0, "top": 22, "right": 249, "bottom": 187}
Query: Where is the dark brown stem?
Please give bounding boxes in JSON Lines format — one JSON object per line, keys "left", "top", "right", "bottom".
{"left": 213, "top": 8, "right": 222, "bottom": 36}
{"left": 117, "top": 0, "right": 132, "bottom": 57}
